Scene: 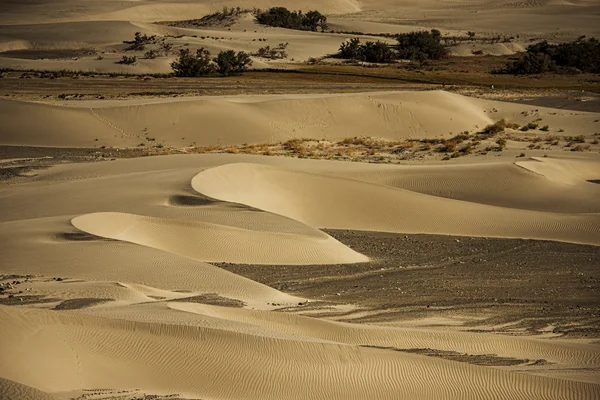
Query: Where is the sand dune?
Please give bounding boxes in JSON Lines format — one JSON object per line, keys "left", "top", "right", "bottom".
{"left": 0, "top": 378, "right": 55, "bottom": 400}
{"left": 335, "top": 159, "right": 600, "bottom": 213}
{"left": 3, "top": 91, "right": 599, "bottom": 148}
{"left": 1, "top": 152, "right": 599, "bottom": 398}
{"left": 1, "top": 306, "right": 599, "bottom": 399}
{"left": 192, "top": 162, "right": 600, "bottom": 245}
{"left": 2, "top": 0, "right": 600, "bottom": 398}
{"left": 72, "top": 211, "right": 367, "bottom": 265}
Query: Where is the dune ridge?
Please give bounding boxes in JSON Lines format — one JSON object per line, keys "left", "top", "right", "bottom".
{"left": 191, "top": 162, "right": 600, "bottom": 245}
{"left": 71, "top": 212, "right": 368, "bottom": 265}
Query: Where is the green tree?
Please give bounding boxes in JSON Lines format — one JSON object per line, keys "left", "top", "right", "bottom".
{"left": 171, "top": 48, "right": 214, "bottom": 77}
{"left": 214, "top": 50, "right": 252, "bottom": 75}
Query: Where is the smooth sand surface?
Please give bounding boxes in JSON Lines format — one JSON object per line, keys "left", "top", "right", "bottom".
{"left": 2, "top": 90, "right": 600, "bottom": 148}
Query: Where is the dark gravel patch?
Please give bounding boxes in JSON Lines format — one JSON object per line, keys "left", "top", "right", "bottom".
{"left": 216, "top": 231, "right": 600, "bottom": 337}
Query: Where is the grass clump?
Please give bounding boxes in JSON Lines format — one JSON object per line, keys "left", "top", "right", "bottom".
{"left": 479, "top": 119, "right": 518, "bottom": 136}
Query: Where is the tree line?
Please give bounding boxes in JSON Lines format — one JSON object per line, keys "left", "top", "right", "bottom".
{"left": 338, "top": 30, "right": 448, "bottom": 63}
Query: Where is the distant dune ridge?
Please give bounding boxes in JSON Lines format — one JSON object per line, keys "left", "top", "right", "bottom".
{"left": 2, "top": 91, "right": 600, "bottom": 148}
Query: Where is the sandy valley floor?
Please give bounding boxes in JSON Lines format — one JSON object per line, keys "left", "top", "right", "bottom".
{"left": 1, "top": 1, "right": 600, "bottom": 399}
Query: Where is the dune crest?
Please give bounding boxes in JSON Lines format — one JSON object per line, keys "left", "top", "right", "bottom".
{"left": 192, "top": 162, "right": 600, "bottom": 245}
{"left": 71, "top": 212, "right": 368, "bottom": 265}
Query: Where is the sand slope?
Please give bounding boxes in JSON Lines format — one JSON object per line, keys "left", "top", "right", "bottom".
{"left": 1, "top": 306, "right": 599, "bottom": 399}
{"left": 192, "top": 162, "right": 600, "bottom": 245}
{"left": 1, "top": 153, "right": 599, "bottom": 398}
{"left": 72, "top": 211, "right": 368, "bottom": 265}
{"left": 3, "top": 91, "right": 599, "bottom": 147}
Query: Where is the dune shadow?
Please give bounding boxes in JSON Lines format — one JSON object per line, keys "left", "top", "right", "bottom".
{"left": 168, "top": 194, "right": 215, "bottom": 206}
{"left": 57, "top": 231, "right": 113, "bottom": 242}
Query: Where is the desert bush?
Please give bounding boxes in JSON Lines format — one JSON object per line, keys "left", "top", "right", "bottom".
{"left": 339, "top": 38, "right": 363, "bottom": 60}
{"left": 124, "top": 32, "right": 157, "bottom": 51}
{"left": 214, "top": 50, "right": 252, "bottom": 75}
{"left": 338, "top": 38, "right": 396, "bottom": 63}
{"left": 255, "top": 42, "right": 288, "bottom": 59}
{"left": 171, "top": 48, "right": 214, "bottom": 76}
{"left": 496, "top": 138, "right": 507, "bottom": 150}
{"left": 438, "top": 140, "right": 457, "bottom": 153}
{"left": 117, "top": 55, "right": 137, "bottom": 65}
{"left": 520, "top": 122, "right": 539, "bottom": 131}
{"left": 144, "top": 49, "right": 159, "bottom": 59}
{"left": 495, "top": 37, "right": 600, "bottom": 74}
{"left": 479, "top": 119, "right": 518, "bottom": 136}
{"left": 396, "top": 29, "right": 448, "bottom": 62}
{"left": 540, "top": 125, "right": 549, "bottom": 131}
{"left": 362, "top": 41, "right": 396, "bottom": 63}
{"left": 255, "top": 7, "right": 327, "bottom": 32}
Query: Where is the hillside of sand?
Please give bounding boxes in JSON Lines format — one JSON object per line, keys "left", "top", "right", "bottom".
{"left": 1, "top": 145, "right": 599, "bottom": 398}
{"left": 1, "top": 1, "right": 600, "bottom": 398}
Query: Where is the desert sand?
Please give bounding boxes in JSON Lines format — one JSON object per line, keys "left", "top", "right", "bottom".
{"left": 1, "top": 0, "right": 600, "bottom": 399}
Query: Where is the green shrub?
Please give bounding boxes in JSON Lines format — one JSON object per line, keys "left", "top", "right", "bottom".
{"left": 117, "top": 55, "right": 137, "bottom": 65}
{"left": 338, "top": 38, "right": 396, "bottom": 63}
{"left": 495, "top": 37, "right": 600, "bottom": 74}
{"left": 255, "top": 42, "right": 288, "bottom": 59}
{"left": 396, "top": 29, "right": 448, "bottom": 62}
{"left": 214, "top": 50, "right": 252, "bottom": 75}
{"left": 171, "top": 48, "right": 214, "bottom": 76}
{"left": 255, "top": 7, "right": 327, "bottom": 32}
{"left": 123, "top": 32, "right": 157, "bottom": 51}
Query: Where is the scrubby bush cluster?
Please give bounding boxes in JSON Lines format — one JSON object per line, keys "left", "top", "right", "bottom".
{"left": 395, "top": 29, "right": 448, "bottom": 62}
{"left": 496, "top": 36, "right": 600, "bottom": 74}
{"left": 168, "top": 6, "right": 250, "bottom": 28}
{"left": 338, "top": 30, "right": 447, "bottom": 64}
{"left": 123, "top": 32, "right": 158, "bottom": 51}
{"left": 255, "top": 42, "right": 288, "bottom": 59}
{"left": 171, "top": 48, "right": 252, "bottom": 76}
{"left": 339, "top": 38, "right": 396, "bottom": 63}
{"left": 254, "top": 7, "right": 327, "bottom": 32}
{"left": 117, "top": 55, "right": 137, "bottom": 65}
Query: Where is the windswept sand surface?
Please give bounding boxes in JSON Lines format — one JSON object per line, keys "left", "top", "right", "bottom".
{"left": 2, "top": 90, "right": 600, "bottom": 148}
{"left": 1, "top": 147, "right": 599, "bottom": 398}
{"left": 1, "top": 0, "right": 600, "bottom": 395}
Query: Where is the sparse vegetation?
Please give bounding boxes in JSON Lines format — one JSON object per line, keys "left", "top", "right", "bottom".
{"left": 495, "top": 36, "right": 600, "bottom": 74}
{"left": 165, "top": 7, "right": 249, "bottom": 28}
{"left": 123, "top": 32, "right": 157, "bottom": 51}
{"left": 170, "top": 48, "right": 252, "bottom": 76}
{"left": 214, "top": 50, "right": 253, "bottom": 75}
{"left": 171, "top": 48, "right": 214, "bottom": 76}
{"left": 396, "top": 30, "right": 448, "bottom": 62}
{"left": 520, "top": 122, "right": 539, "bottom": 131}
{"left": 117, "top": 55, "right": 137, "bottom": 65}
{"left": 254, "top": 7, "right": 327, "bottom": 32}
{"left": 338, "top": 38, "right": 396, "bottom": 63}
{"left": 479, "top": 119, "right": 519, "bottom": 136}
{"left": 255, "top": 42, "right": 289, "bottom": 59}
